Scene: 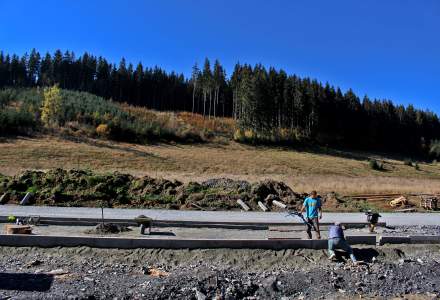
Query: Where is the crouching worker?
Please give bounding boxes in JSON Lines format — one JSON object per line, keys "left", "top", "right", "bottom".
{"left": 328, "top": 222, "right": 358, "bottom": 263}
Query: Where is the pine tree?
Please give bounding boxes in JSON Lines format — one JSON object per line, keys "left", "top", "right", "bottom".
{"left": 191, "top": 62, "right": 201, "bottom": 113}
{"left": 213, "top": 60, "right": 226, "bottom": 118}
{"left": 27, "top": 48, "right": 41, "bottom": 86}
{"left": 201, "top": 58, "right": 212, "bottom": 117}
{"left": 39, "top": 53, "right": 53, "bottom": 86}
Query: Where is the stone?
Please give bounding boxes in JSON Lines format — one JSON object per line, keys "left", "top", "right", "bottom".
{"left": 195, "top": 289, "right": 206, "bottom": 300}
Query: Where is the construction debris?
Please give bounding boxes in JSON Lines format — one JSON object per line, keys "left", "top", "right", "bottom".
{"left": 420, "top": 196, "right": 438, "bottom": 210}
{"left": 142, "top": 266, "right": 169, "bottom": 277}
{"left": 0, "top": 193, "right": 9, "bottom": 204}
{"left": 19, "top": 192, "right": 33, "bottom": 205}
{"left": 257, "top": 201, "right": 268, "bottom": 211}
{"left": 389, "top": 196, "right": 408, "bottom": 207}
{"left": 237, "top": 199, "right": 250, "bottom": 211}
{"left": 5, "top": 224, "right": 32, "bottom": 234}
{"left": 394, "top": 208, "right": 416, "bottom": 213}
{"left": 0, "top": 169, "right": 304, "bottom": 211}
{"left": 47, "top": 269, "right": 69, "bottom": 276}
{"left": 272, "top": 200, "right": 287, "bottom": 209}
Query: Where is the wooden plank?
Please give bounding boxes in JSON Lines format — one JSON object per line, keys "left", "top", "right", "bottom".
{"left": 394, "top": 208, "right": 416, "bottom": 213}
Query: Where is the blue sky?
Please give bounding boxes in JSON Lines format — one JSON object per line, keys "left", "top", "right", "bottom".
{"left": 1, "top": 0, "right": 439, "bottom": 112}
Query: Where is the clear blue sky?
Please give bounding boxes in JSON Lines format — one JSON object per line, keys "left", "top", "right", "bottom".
{"left": 1, "top": 0, "right": 439, "bottom": 113}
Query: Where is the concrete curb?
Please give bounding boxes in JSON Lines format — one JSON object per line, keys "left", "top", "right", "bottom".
{"left": 346, "top": 235, "right": 377, "bottom": 245}
{"left": 409, "top": 235, "right": 440, "bottom": 244}
{"left": 378, "top": 236, "right": 411, "bottom": 245}
{"left": 0, "top": 234, "right": 376, "bottom": 249}
{"left": 378, "top": 235, "right": 440, "bottom": 245}
{"left": 0, "top": 215, "right": 384, "bottom": 229}
{"left": 2, "top": 233, "right": 439, "bottom": 249}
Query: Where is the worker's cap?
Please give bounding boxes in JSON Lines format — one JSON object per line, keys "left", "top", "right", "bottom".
{"left": 334, "top": 222, "right": 341, "bottom": 226}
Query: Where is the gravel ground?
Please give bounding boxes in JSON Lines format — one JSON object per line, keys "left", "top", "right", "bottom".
{"left": 0, "top": 245, "right": 439, "bottom": 299}
{"left": 382, "top": 225, "right": 440, "bottom": 236}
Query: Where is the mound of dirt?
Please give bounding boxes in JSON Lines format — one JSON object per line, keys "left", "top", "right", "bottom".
{"left": 84, "top": 223, "right": 131, "bottom": 234}
{"left": 0, "top": 169, "right": 305, "bottom": 210}
{"left": 201, "top": 178, "right": 251, "bottom": 192}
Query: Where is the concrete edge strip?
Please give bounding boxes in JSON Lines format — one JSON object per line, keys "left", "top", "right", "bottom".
{"left": 0, "top": 234, "right": 377, "bottom": 249}
{"left": 0, "top": 215, "right": 385, "bottom": 229}
{"left": 378, "top": 235, "right": 440, "bottom": 245}
{"left": 1, "top": 234, "right": 438, "bottom": 249}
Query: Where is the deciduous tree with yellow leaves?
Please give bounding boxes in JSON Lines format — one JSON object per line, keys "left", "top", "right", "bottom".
{"left": 41, "top": 85, "right": 62, "bottom": 126}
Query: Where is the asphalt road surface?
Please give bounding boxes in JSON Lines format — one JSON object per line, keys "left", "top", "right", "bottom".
{"left": 1, "top": 205, "right": 439, "bottom": 226}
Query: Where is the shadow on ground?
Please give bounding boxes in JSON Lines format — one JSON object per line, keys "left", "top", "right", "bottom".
{"left": 333, "top": 248, "right": 379, "bottom": 263}
{"left": 148, "top": 231, "right": 176, "bottom": 236}
{"left": 0, "top": 273, "right": 53, "bottom": 292}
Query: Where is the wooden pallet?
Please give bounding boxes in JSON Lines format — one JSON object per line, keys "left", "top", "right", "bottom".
{"left": 420, "top": 196, "right": 438, "bottom": 210}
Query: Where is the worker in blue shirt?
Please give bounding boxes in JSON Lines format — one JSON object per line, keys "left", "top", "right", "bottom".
{"left": 328, "top": 222, "right": 358, "bottom": 263}
{"left": 300, "top": 190, "right": 322, "bottom": 239}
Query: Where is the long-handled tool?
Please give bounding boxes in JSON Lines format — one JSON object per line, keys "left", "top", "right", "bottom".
{"left": 285, "top": 210, "right": 318, "bottom": 232}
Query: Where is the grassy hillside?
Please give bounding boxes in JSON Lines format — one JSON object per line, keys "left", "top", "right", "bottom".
{"left": 1, "top": 87, "right": 440, "bottom": 195}
{"left": 1, "top": 136, "right": 440, "bottom": 195}
{"left": 0, "top": 87, "right": 235, "bottom": 143}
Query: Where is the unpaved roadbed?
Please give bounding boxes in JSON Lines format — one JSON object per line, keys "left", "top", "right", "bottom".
{"left": 0, "top": 245, "right": 439, "bottom": 299}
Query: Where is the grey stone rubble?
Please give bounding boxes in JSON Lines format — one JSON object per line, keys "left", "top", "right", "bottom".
{"left": 0, "top": 245, "right": 439, "bottom": 299}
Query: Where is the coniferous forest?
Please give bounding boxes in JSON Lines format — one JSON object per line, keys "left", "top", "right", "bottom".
{"left": 1, "top": 49, "right": 439, "bottom": 155}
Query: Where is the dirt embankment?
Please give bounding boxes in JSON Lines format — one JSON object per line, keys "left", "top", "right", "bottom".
{"left": 0, "top": 245, "right": 439, "bottom": 299}
{"left": 0, "top": 169, "right": 306, "bottom": 211}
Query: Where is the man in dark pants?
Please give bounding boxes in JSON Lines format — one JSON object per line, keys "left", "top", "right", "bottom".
{"left": 300, "top": 191, "right": 322, "bottom": 239}
{"left": 366, "top": 210, "right": 381, "bottom": 233}
{"left": 328, "top": 222, "right": 358, "bottom": 263}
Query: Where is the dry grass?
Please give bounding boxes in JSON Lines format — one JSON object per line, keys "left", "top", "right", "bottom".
{"left": 119, "top": 105, "right": 235, "bottom": 141}
{"left": 1, "top": 135, "right": 440, "bottom": 195}
{"left": 176, "top": 112, "right": 235, "bottom": 137}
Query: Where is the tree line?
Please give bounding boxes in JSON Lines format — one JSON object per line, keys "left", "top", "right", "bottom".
{"left": 1, "top": 49, "right": 439, "bottom": 155}
{"left": 230, "top": 64, "right": 440, "bottom": 154}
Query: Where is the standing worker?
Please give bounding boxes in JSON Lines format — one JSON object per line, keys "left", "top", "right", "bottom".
{"left": 328, "top": 222, "right": 358, "bottom": 264}
{"left": 365, "top": 210, "right": 381, "bottom": 233}
{"left": 300, "top": 190, "right": 322, "bottom": 239}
